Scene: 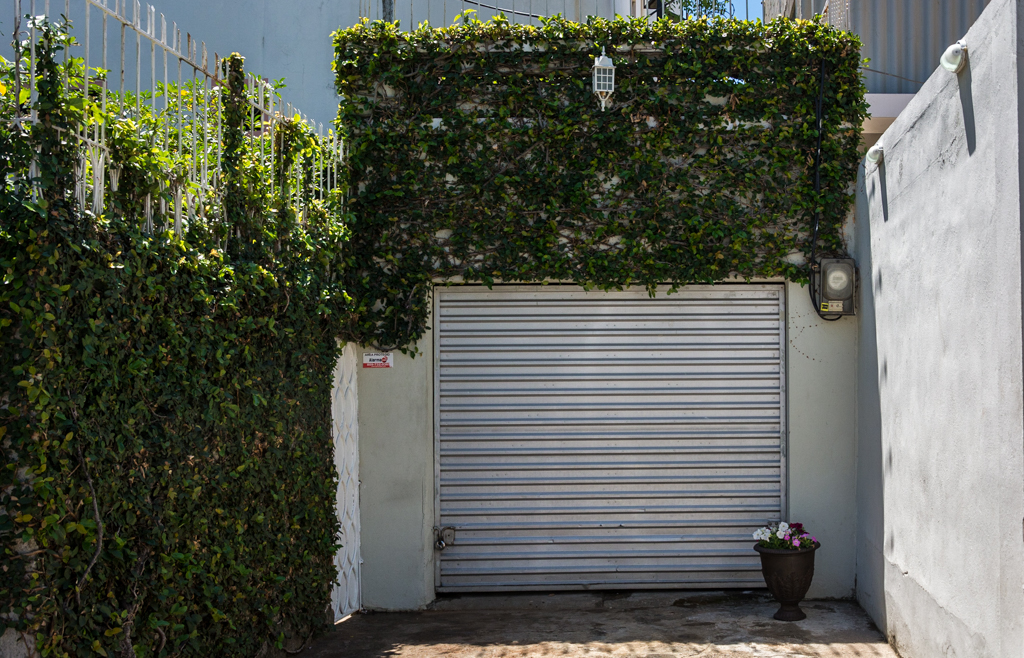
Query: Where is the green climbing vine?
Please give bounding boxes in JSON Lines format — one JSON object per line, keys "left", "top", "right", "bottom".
{"left": 334, "top": 14, "right": 867, "bottom": 352}
{"left": 1, "top": 17, "right": 348, "bottom": 657}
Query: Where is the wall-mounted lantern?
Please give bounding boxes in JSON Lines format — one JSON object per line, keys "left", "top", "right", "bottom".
{"left": 815, "top": 258, "right": 857, "bottom": 315}
{"left": 593, "top": 47, "right": 615, "bottom": 111}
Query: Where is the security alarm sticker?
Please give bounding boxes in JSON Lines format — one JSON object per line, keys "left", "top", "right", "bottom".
{"left": 821, "top": 301, "right": 845, "bottom": 313}
{"left": 363, "top": 352, "right": 394, "bottom": 368}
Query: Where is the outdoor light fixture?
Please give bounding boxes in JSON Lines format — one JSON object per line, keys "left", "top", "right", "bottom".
{"left": 592, "top": 47, "right": 615, "bottom": 111}
{"left": 866, "top": 143, "right": 883, "bottom": 164}
{"left": 815, "top": 258, "right": 857, "bottom": 315}
{"left": 940, "top": 39, "right": 968, "bottom": 73}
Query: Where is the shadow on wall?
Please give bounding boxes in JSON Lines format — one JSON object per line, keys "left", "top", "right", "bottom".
{"left": 855, "top": 159, "right": 887, "bottom": 631}
{"left": 877, "top": 161, "right": 889, "bottom": 223}
{"left": 959, "top": 63, "right": 976, "bottom": 155}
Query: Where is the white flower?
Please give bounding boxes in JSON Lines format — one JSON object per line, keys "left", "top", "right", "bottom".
{"left": 776, "top": 529, "right": 787, "bottom": 539}
{"left": 778, "top": 522, "right": 790, "bottom": 533}
{"left": 753, "top": 528, "right": 767, "bottom": 540}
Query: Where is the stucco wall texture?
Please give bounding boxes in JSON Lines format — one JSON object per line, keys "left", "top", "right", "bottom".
{"left": 854, "top": 0, "right": 1024, "bottom": 655}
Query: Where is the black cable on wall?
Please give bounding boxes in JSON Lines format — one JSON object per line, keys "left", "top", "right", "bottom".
{"left": 809, "top": 57, "right": 842, "bottom": 322}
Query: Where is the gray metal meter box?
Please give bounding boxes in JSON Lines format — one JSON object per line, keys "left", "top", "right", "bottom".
{"left": 816, "top": 258, "right": 856, "bottom": 316}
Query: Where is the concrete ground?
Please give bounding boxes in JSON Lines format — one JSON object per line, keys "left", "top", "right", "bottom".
{"left": 306, "top": 591, "right": 898, "bottom": 658}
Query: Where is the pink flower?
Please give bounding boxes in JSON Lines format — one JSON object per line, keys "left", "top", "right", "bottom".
{"left": 792, "top": 539, "right": 800, "bottom": 547}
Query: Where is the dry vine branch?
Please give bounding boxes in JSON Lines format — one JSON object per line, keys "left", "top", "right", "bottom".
{"left": 74, "top": 444, "right": 104, "bottom": 607}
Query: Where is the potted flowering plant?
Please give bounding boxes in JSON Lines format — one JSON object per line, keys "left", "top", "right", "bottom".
{"left": 753, "top": 521, "right": 820, "bottom": 621}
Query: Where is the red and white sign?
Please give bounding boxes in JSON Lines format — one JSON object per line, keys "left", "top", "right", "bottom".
{"left": 362, "top": 352, "right": 394, "bottom": 368}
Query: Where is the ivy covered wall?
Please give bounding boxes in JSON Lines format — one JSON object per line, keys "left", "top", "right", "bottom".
{"left": 334, "top": 15, "right": 867, "bottom": 352}
{"left": 1, "top": 21, "right": 347, "bottom": 658}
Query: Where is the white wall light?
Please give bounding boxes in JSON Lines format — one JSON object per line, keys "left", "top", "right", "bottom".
{"left": 592, "top": 47, "right": 615, "bottom": 111}
{"left": 866, "top": 143, "right": 883, "bottom": 164}
{"left": 940, "top": 39, "right": 968, "bottom": 73}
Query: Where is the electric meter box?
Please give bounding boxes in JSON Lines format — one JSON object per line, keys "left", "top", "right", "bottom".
{"left": 816, "top": 258, "right": 857, "bottom": 316}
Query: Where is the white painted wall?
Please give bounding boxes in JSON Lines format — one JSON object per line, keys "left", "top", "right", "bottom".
{"left": 332, "top": 344, "right": 362, "bottom": 619}
{"left": 355, "top": 284, "right": 859, "bottom": 609}
{"left": 854, "top": 0, "right": 1024, "bottom": 655}
{"left": 356, "top": 331, "right": 436, "bottom": 611}
{"left": 0, "top": 629, "right": 33, "bottom": 658}
{"left": 786, "top": 281, "right": 858, "bottom": 599}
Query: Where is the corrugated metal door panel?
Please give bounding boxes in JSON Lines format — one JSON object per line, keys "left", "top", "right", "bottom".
{"left": 435, "top": 285, "right": 785, "bottom": 591}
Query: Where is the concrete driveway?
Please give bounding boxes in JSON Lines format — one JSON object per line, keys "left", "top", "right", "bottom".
{"left": 306, "top": 591, "right": 898, "bottom": 658}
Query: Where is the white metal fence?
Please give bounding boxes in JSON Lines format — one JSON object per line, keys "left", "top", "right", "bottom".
{"left": 8, "top": 0, "right": 341, "bottom": 235}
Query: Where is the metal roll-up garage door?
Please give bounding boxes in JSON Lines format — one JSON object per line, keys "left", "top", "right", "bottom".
{"left": 435, "top": 285, "right": 785, "bottom": 591}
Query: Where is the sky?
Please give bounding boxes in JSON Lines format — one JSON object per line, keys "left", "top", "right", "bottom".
{"left": 734, "top": 1, "right": 764, "bottom": 21}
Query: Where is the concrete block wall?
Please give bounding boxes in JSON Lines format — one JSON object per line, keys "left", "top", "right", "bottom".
{"left": 854, "top": 0, "right": 1024, "bottom": 655}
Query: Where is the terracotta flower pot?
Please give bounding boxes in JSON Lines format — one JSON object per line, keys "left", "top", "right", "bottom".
{"left": 753, "top": 542, "right": 820, "bottom": 621}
